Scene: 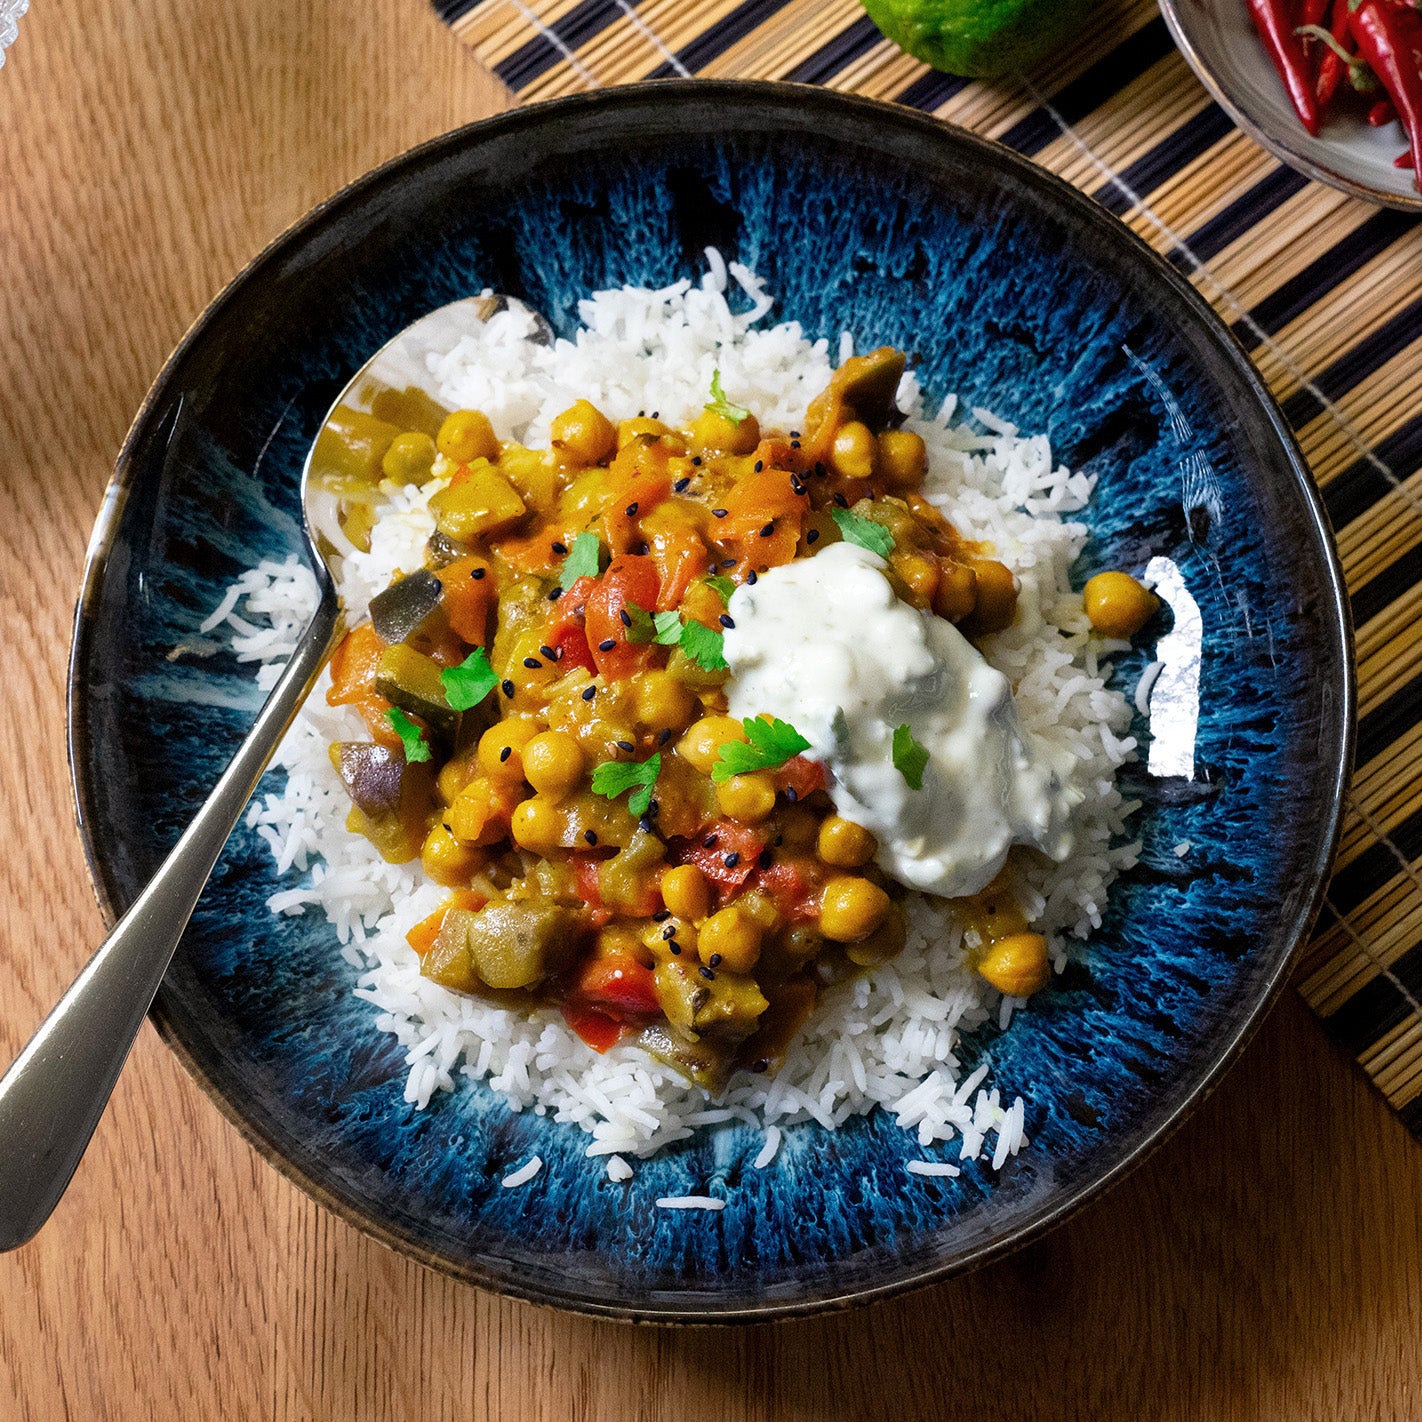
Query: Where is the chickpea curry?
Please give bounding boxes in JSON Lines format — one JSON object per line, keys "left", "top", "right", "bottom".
{"left": 317, "top": 348, "right": 1158, "bottom": 1089}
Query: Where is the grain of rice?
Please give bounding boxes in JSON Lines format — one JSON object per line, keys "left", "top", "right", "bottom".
{"left": 501, "top": 1157, "right": 542, "bottom": 1189}
{"left": 906, "top": 1161, "right": 961, "bottom": 1178}
{"left": 656, "top": 1196, "right": 725, "bottom": 1212}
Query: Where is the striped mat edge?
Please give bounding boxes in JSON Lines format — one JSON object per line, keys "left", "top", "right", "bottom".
{"left": 435, "top": 0, "right": 1422, "bottom": 1135}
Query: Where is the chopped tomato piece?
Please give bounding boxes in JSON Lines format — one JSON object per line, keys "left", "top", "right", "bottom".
{"left": 717, "top": 468, "right": 809, "bottom": 541}
{"left": 753, "top": 858, "right": 823, "bottom": 924}
{"left": 774, "top": 755, "right": 826, "bottom": 801}
{"left": 327, "top": 623, "right": 398, "bottom": 747}
{"left": 571, "top": 954, "right": 661, "bottom": 1019}
{"left": 601, "top": 468, "right": 672, "bottom": 556}
{"left": 645, "top": 521, "right": 708, "bottom": 612}
{"left": 562, "top": 1004, "right": 626, "bottom": 1054}
{"left": 404, "top": 889, "right": 488, "bottom": 957}
{"left": 434, "top": 556, "right": 495, "bottom": 645}
{"left": 679, "top": 820, "right": 766, "bottom": 894}
{"left": 585, "top": 554, "right": 661, "bottom": 681}
{"left": 572, "top": 852, "right": 613, "bottom": 928}
{"left": 550, "top": 621, "right": 596, "bottom": 674}
{"left": 495, "top": 526, "right": 572, "bottom": 575}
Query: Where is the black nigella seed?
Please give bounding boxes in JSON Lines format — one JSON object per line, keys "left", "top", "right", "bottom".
{"left": 719, "top": 614, "right": 734, "bottom": 628}
{"left": 753, "top": 460, "right": 763, "bottom": 473}
{"left": 625, "top": 502, "right": 638, "bottom": 517}
{"left": 499, "top": 745, "right": 512, "bottom": 762}
{"left": 758, "top": 848, "right": 773, "bottom": 869}
{"left": 662, "top": 924, "right": 678, "bottom": 940}
{"left": 721, "top": 558, "right": 736, "bottom": 568}
{"left": 638, "top": 816, "right": 653, "bottom": 835}
{"left": 669, "top": 943, "right": 682, "bottom": 955}
{"left": 471, "top": 567, "right": 486, "bottom": 580}
{"left": 657, "top": 728, "right": 672, "bottom": 745}
{"left": 637, "top": 409, "right": 645, "bottom": 418}
{"left": 652, "top": 909, "right": 671, "bottom": 922}
{"left": 616, "top": 739, "right": 635, "bottom": 753}
{"left": 703, "top": 834, "right": 719, "bottom": 849}
{"left": 551, "top": 541, "right": 567, "bottom": 556}
{"left": 785, "top": 786, "right": 799, "bottom": 802}
{"left": 746, "top": 569, "right": 758, "bottom": 584}
{"left": 599, "top": 638, "right": 617, "bottom": 651}
{"left": 539, "top": 645, "right": 555, "bottom": 660}
{"left": 633, "top": 541, "right": 649, "bottom": 556}
{"left": 760, "top": 523, "right": 774, "bottom": 537}
{"left": 582, "top": 686, "right": 597, "bottom": 701}
{"left": 708, "top": 953, "right": 722, "bottom": 968}
{"left": 651, "top": 411, "right": 660, "bottom": 419}
{"left": 790, "top": 440, "right": 801, "bottom": 450}
{"left": 724, "top": 851, "right": 740, "bottom": 869}
{"left": 647, "top": 799, "right": 661, "bottom": 818}
{"left": 699, "top": 966, "right": 715, "bottom": 981}
{"left": 833, "top": 492, "right": 848, "bottom": 508}
{"left": 751, "top": 1058, "right": 769, "bottom": 1073}
{"left": 674, "top": 477, "right": 691, "bottom": 492}
{"left": 547, "top": 587, "right": 562, "bottom": 601}
{"left": 691, "top": 456, "right": 702, "bottom": 466}
{"left": 806, "top": 530, "right": 820, "bottom": 545}
{"left": 619, "top": 608, "right": 632, "bottom": 627}
{"left": 523, "top": 657, "right": 541, "bottom": 669}
{"left": 712, "top": 508, "right": 728, "bottom": 519}
{"left": 501, "top": 679, "right": 515, "bottom": 698}
{"left": 584, "top": 829, "right": 598, "bottom": 845}
{"left": 790, "top": 430, "right": 801, "bottom": 438}
{"left": 790, "top": 476, "right": 806, "bottom": 495}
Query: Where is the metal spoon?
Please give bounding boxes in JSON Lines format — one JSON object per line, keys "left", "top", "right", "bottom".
{"left": 0, "top": 293, "right": 551, "bottom": 1250}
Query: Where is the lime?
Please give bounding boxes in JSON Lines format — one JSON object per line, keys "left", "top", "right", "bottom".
{"left": 860, "top": 0, "right": 1096, "bottom": 79}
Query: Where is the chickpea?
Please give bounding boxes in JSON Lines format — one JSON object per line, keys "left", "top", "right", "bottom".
{"left": 829, "top": 421, "right": 877, "bottom": 480}
{"left": 932, "top": 561, "right": 977, "bottom": 623}
{"left": 448, "top": 779, "right": 505, "bottom": 845}
{"left": 661, "top": 863, "right": 711, "bottom": 923}
{"left": 845, "top": 904, "right": 907, "bottom": 967}
{"left": 895, "top": 552, "right": 939, "bottom": 607}
{"left": 963, "top": 559, "right": 1018, "bottom": 635}
{"left": 436, "top": 409, "right": 499, "bottom": 465}
{"left": 642, "top": 916, "right": 698, "bottom": 963}
{"left": 634, "top": 670, "right": 698, "bottom": 732}
{"left": 817, "top": 815, "right": 877, "bottom": 868}
{"left": 437, "top": 750, "right": 480, "bottom": 805}
{"left": 690, "top": 406, "right": 760, "bottom": 456}
{"left": 819, "top": 876, "right": 891, "bottom": 943}
{"left": 522, "top": 730, "right": 585, "bottom": 800}
{"left": 616, "top": 416, "right": 674, "bottom": 448}
{"left": 1083, "top": 571, "right": 1160, "bottom": 639}
{"left": 677, "top": 715, "right": 747, "bottom": 775}
{"left": 715, "top": 771, "right": 777, "bottom": 825}
{"left": 877, "top": 429, "right": 928, "bottom": 490}
{"left": 510, "top": 795, "right": 565, "bottom": 853}
{"left": 698, "top": 905, "right": 763, "bottom": 973}
{"left": 381, "top": 431, "right": 438, "bottom": 484}
{"left": 976, "top": 932, "right": 1051, "bottom": 997}
{"left": 420, "top": 822, "right": 484, "bottom": 887}
{"left": 551, "top": 399, "right": 617, "bottom": 466}
{"left": 476, "top": 719, "right": 538, "bottom": 783}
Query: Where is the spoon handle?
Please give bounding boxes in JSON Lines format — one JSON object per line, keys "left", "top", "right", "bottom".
{"left": 0, "top": 583, "right": 342, "bottom": 1251}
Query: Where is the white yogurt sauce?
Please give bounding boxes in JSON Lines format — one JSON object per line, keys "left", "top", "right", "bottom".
{"left": 722, "top": 541, "right": 1076, "bottom": 899}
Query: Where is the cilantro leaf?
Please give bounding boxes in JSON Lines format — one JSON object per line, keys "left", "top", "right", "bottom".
{"left": 591, "top": 752, "right": 661, "bottom": 818}
{"left": 892, "top": 722, "right": 929, "bottom": 791}
{"left": 439, "top": 647, "right": 499, "bottom": 711}
{"left": 652, "top": 609, "right": 683, "bottom": 646}
{"left": 623, "top": 601, "right": 657, "bottom": 644}
{"left": 712, "top": 716, "right": 811, "bottom": 782}
{"left": 559, "top": 531, "right": 601, "bottom": 589}
{"left": 386, "top": 707, "right": 432, "bottom": 763}
{"left": 703, "top": 574, "right": 735, "bottom": 601}
{"left": 679, "top": 619, "right": 728, "bottom": 673}
{"left": 830, "top": 506, "right": 895, "bottom": 558}
{"left": 708, "top": 369, "right": 750, "bottom": 426}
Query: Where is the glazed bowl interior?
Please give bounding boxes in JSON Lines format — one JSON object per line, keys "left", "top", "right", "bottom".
{"left": 1161, "top": 0, "right": 1422, "bottom": 211}
{"left": 68, "top": 82, "right": 1351, "bottom": 1321}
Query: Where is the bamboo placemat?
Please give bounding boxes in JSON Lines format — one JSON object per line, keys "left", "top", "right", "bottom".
{"left": 433, "top": 0, "right": 1422, "bottom": 1134}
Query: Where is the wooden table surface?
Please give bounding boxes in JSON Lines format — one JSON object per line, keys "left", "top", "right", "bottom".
{"left": 3, "top": 1, "right": 1421, "bottom": 1417}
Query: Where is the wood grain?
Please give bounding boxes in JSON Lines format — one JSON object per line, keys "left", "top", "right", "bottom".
{"left": 2, "top": 1, "right": 1421, "bottom": 1417}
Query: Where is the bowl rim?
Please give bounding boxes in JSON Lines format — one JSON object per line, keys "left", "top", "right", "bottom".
{"left": 66, "top": 78, "right": 1356, "bottom": 1323}
{"left": 1158, "top": 0, "right": 1422, "bottom": 214}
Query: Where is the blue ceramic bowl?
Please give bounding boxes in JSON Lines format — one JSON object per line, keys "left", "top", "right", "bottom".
{"left": 68, "top": 83, "right": 1352, "bottom": 1321}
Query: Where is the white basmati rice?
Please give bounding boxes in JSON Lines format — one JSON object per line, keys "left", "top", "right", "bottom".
{"left": 500, "top": 1156, "right": 542, "bottom": 1188}
{"left": 656, "top": 1196, "right": 725, "bottom": 1212}
{"left": 215, "top": 254, "right": 1141, "bottom": 1187}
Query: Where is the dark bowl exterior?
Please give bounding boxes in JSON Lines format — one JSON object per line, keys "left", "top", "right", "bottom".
{"left": 68, "top": 82, "right": 1352, "bottom": 1321}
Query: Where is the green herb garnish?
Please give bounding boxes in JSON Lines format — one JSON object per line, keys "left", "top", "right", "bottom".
{"left": 386, "top": 707, "right": 432, "bottom": 764}
{"left": 652, "top": 609, "right": 683, "bottom": 646}
{"left": 703, "top": 574, "right": 736, "bottom": 601}
{"left": 679, "top": 619, "right": 728, "bottom": 673}
{"left": 623, "top": 601, "right": 658, "bottom": 645}
{"left": 591, "top": 752, "right": 662, "bottom": 818}
{"left": 831, "top": 506, "right": 895, "bottom": 558}
{"left": 892, "top": 723, "right": 929, "bottom": 791}
{"left": 439, "top": 647, "right": 499, "bottom": 712}
{"left": 708, "top": 369, "right": 750, "bottom": 426}
{"left": 711, "top": 716, "right": 811, "bottom": 783}
{"left": 559, "top": 531, "right": 601, "bottom": 588}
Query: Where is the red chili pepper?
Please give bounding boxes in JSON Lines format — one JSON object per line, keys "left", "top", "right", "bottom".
{"left": 1249, "top": 0, "right": 1322, "bottom": 134}
{"left": 1350, "top": 0, "right": 1422, "bottom": 191}
{"left": 1370, "top": 98, "right": 1397, "bottom": 125}
{"left": 1315, "top": 0, "right": 1355, "bottom": 107}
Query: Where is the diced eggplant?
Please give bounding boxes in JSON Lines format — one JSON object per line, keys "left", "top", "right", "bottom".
{"left": 374, "top": 643, "right": 458, "bottom": 736}
{"left": 733, "top": 974, "right": 817, "bottom": 1077}
{"left": 833, "top": 347, "right": 906, "bottom": 429}
{"left": 369, "top": 568, "right": 444, "bottom": 645}
{"left": 652, "top": 960, "right": 768, "bottom": 1042}
{"left": 329, "top": 741, "right": 405, "bottom": 816}
{"left": 422, "top": 898, "right": 583, "bottom": 993}
{"left": 637, "top": 1021, "right": 731, "bottom": 1092}
{"left": 424, "top": 530, "right": 469, "bottom": 569}
{"left": 430, "top": 467, "right": 526, "bottom": 541}
{"left": 341, "top": 759, "right": 436, "bottom": 864}
{"left": 369, "top": 384, "right": 449, "bottom": 440}
{"left": 310, "top": 405, "right": 403, "bottom": 487}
